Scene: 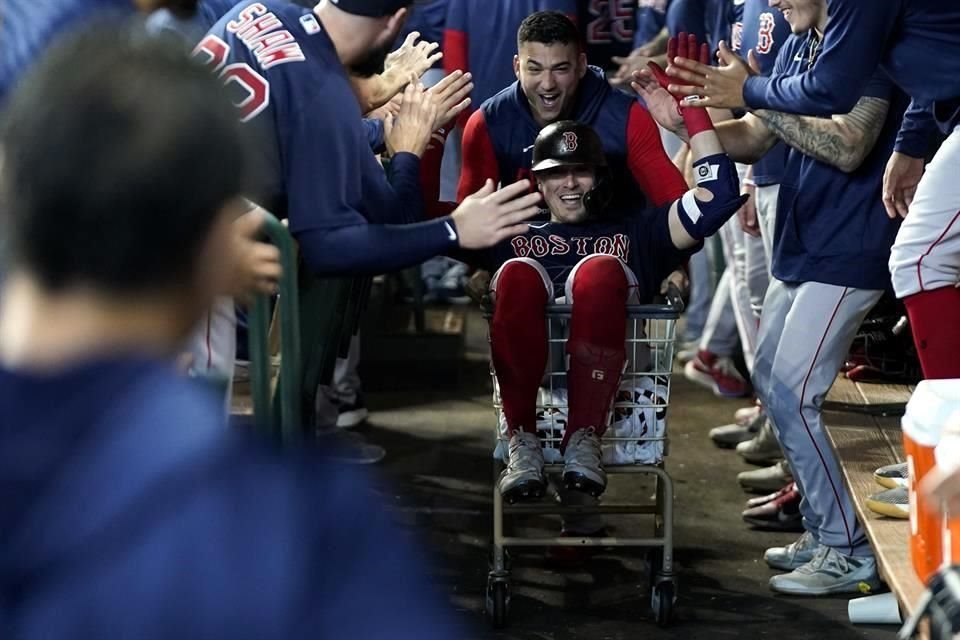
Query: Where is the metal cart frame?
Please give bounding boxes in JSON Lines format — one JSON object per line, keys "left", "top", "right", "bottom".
{"left": 485, "top": 298, "right": 681, "bottom": 628}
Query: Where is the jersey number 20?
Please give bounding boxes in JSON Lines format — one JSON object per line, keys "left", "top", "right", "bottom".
{"left": 194, "top": 35, "right": 270, "bottom": 123}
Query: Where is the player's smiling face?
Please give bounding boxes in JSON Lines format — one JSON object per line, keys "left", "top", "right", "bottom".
{"left": 536, "top": 165, "right": 596, "bottom": 224}
{"left": 515, "top": 42, "right": 587, "bottom": 128}
{"left": 769, "top": 0, "right": 826, "bottom": 34}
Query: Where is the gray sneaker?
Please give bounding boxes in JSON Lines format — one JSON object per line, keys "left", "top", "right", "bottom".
{"left": 764, "top": 531, "right": 821, "bottom": 571}
{"left": 563, "top": 428, "right": 607, "bottom": 497}
{"left": 769, "top": 546, "right": 882, "bottom": 596}
{"left": 874, "top": 461, "right": 908, "bottom": 489}
{"left": 865, "top": 486, "right": 909, "bottom": 519}
{"left": 499, "top": 431, "right": 546, "bottom": 503}
{"left": 736, "top": 419, "right": 783, "bottom": 465}
{"left": 738, "top": 459, "right": 793, "bottom": 493}
{"left": 710, "top": 410, "right": 766, "bottom": 448}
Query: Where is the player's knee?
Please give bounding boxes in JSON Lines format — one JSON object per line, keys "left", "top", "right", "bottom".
{"left": 571, "top": 254, "right": 628, "bottom": 299}
{"left": 491, "top": 259, "right": 551, "bottom": 305}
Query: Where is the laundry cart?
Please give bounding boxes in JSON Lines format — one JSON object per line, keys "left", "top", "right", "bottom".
{"left": 486, "top": 293, "right": 682, "bottom": 628}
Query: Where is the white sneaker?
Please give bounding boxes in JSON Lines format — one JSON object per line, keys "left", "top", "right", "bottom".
{"left": 710, "top": 409, "right": 765, "bottom": 448}
{"left": 738, "top": 459, "right": 793, "bottom": 493}
{"left": 498, "top": 431, "right": 546, "bottom": 503}
{"left": 764, "top": 531, "right": 821, "bottom": 571}
{"left": 563, "top": 428, "right": 606, "bottom": 497}
{"left": 736, "top": 419, "right": 783, "bottom": 465}
{"left": 768, "top": 545, "right": 882, "bottom": 596}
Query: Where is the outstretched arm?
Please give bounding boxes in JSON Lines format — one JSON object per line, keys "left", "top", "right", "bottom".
{"left": 635, "top": 44, "right": 893, "bottom": 173}
{"left": 636, "top": 34, "right": 747, "bottom": 251}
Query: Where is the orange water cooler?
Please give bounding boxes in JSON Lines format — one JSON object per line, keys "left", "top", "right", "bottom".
{"left": 902, "top": 381, "right": 960, "bottom": 583}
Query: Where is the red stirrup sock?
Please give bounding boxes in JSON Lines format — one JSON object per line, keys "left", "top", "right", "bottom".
{"left": 903, "top": 287, "right": 960, "bottom": 379}
{"left": 563, "top": 257, "right": 629, "bottom": 449}
{"left": 490, "top": 262, "right": 549, "bottom": 434}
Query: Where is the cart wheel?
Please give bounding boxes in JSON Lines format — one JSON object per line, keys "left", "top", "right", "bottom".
{"left": 485, "top": 576, "right": 510, "bottom": 629}
{"left": 651, "top": 580, "right": 675, "bottom": 627}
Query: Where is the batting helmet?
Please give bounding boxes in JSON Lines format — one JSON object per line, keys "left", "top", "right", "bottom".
{"left": 531, "top": 120, "right": 607, "bottom": 172}
{"left": 531, "top": 121, "right": 611, "bottom": 215}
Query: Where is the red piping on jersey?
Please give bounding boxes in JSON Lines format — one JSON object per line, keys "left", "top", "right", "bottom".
{"left": 625, "top": 101, "right": 688, "bottom": 206}
{"left": 917, "top": 209, "right": 960, "bottom": 291}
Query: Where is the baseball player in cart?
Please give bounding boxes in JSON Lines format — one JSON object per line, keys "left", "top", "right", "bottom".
{"left": 446, "top": 37, "right": 747, "bottom": 505}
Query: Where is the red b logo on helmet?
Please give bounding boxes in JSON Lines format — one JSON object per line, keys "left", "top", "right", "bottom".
{"left": 561, "top": 131, "right": 579, "bottom": 153}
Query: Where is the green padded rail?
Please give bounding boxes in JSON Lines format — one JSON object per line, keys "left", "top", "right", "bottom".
{"left": 246, "top": 213, "right": 302, "bottom": 442}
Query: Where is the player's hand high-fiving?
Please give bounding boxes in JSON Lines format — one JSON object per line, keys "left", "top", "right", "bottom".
{"left": 450, "top": 179, "right": 542, "bottom": 249}
{"left": 426, "top": 70, "right": 474, "bottom": 130}
{"left": 383, "top": 31, "right": 442, "bottom": 86}
{"left": 384, "top": 80, "right": 438, "bottom": 157}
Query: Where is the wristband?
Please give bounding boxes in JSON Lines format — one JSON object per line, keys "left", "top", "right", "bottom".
{"left": 681, "top": 99, "right": 713, "bottom": 138}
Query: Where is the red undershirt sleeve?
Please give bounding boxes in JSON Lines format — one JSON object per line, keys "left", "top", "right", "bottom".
{"left": 626, "top": 101, "right": 689, "bottom": 206}
{"left": 456, "top": 109, "right": 500, "bottom": 202}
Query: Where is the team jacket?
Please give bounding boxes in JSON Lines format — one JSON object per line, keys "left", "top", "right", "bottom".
{"left": 457, "top": 67, "right": 687, "bottom": 211}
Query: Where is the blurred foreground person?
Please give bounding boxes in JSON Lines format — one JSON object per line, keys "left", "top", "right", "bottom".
{"left": 0, "top": 27, "right": 460, "bottom": 640}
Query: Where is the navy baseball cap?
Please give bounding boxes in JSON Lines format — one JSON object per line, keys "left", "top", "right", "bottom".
{"left": 329, "top": 0, "right": 413, "bottom": 17}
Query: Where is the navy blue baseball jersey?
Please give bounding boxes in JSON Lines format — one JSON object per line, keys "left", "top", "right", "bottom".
{"left": 664, "top": 0, "right": 707, "bottom": 51}
{"left": 578, "top": 0, "right": 637, "bottom": 69}
{"left": 633, "top": 0, "right": 670, "bottom": 49}
{"left": 771, "top": 33, "right": 905, "bottom": 290}
{"left": 396, "top": 0, "right": 447, "bottom": 69}
{"left": 0, "top": 356, "right": 461, "bottom": 639}
{"left": 146, "top": 0, "right": 241, "bottom": 42}
{"left": 734, "top": 0, "right": 790, "bottom": 186}
{"left": 197, "top": 1, "right": 461, "bottom": 275}
{"left": 708, "top": 0, "right": 740, "bottom": 53}
{"left": 472, "top": 205, "right": 696, "bottom": 300}
{"left": 742, "top": 0, "right": 960, "bottom": 156}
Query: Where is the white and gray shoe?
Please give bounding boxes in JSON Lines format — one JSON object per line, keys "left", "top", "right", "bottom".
{"left": 738, "top": 459, "right": 794, "bottom": 493}
{"left": 769, "top": 545, "right": 882, "bottom": 596}
{"left": 710, "top": 410, "right": 766, "bottom": 448}
{"left": 498, "top": 431, "right": 546, "bottom": 503}
{"left": 764, "top": 531, "right": 821, "bottom": 571}
{"left": 873, "top": 461, "right": 908, "bottom": 489}
{"left": 736, "top": 419, "right": 783, "bottom": 465}
{"left": 563, "top": 428, "right": 607, "bottom": 497}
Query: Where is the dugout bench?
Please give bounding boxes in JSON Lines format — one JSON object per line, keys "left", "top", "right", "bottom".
{"left": 823, "top": 375, "right": 925, "bottom": 630}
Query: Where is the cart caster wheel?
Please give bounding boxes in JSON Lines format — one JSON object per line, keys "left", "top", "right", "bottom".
{"left": 651, "top": 581, "right": 675, "bottom": 628}
{"left": 485, "top": 577, "right": 510, "bottom": 629}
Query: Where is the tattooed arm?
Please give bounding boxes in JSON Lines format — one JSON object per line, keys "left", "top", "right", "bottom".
{"left": 752, "top": 96, "right": 890, "bottom": 173}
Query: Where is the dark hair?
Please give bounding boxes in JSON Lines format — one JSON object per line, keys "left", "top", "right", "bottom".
{"left": 0, "top": 24, "right": 248, "bottom": 294}
{"left": 517, "top": 11, "right": 581, "bottom": 50}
